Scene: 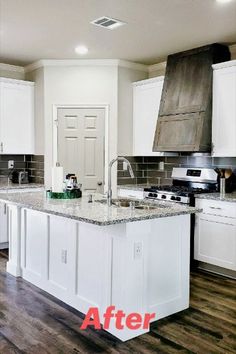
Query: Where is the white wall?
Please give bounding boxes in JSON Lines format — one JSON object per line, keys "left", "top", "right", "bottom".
{"left": 43, "top": 64, "right": 118, "bottom": 189}
{"left": 118, "top": 67, "right": 147, "bottom": 156}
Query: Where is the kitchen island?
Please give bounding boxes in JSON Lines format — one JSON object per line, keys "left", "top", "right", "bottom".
{"left": 0, "top": 191, "right": 200, "bottom": 341}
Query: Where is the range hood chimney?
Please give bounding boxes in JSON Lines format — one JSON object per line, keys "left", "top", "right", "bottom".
{"left": 153, "top": 44, "right": 230, "bottom": 152}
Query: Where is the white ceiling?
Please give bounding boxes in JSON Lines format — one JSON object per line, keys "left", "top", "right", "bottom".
{"left": 0, "top": 0, "right": 236, "bottom": 66}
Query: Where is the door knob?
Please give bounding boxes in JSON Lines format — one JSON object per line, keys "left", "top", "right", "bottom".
{"left": 97, "top": 182, "right": 103, "bottom": 186}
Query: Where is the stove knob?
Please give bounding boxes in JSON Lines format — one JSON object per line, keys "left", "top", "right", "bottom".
{"left": 161, "top": 195, "right": 167, "bottom": 199}
{"left": 176, "top": 197, "right": 181, "bottom": 202}
{"left": 153, "top": 193, "right": 157, "bottom": 198}
{"left": 170, "top": 196, "right": 176, "bottom": 201}
{"left": 148, "top": 193, "right": 153, "bottom": 197}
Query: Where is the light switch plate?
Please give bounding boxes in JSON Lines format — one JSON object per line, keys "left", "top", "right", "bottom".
{"left": 61, "top": 250, "right": 67, "bottom": 264}
{"left": 134, "top": 242, "right": 142, "bottom": 259}
{"left": 8, "top": 160, "right": 14, "bottom": 169}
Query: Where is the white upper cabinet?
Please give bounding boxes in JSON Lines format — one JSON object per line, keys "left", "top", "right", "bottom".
{"left": 212, "top": 61, "right": 236, "bottom": 157}
{"left": 133, "top": 77, "right": 165, "bottom": 156}
{"left": 0, "top": 78, "right": 35, "bottom": 154}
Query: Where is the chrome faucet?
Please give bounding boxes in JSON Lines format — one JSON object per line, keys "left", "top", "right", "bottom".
{"left": 107, "top": 157, "right": 135, "bottom": 206}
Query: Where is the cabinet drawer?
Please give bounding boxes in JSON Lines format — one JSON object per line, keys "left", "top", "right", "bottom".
{"left": 196, "top": 198, "right": 236, "bottom": 218}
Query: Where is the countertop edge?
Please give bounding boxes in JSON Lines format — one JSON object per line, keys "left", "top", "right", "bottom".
{"left": 0, "top": 195, "right": 202, "bottom": 226}
{"left": 195, "top": 193, "right": 236, "bottom": 203}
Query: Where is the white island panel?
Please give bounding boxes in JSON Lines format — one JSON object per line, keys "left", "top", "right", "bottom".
{"left": 6, "top": 204, "right": 191, "bottom": 341}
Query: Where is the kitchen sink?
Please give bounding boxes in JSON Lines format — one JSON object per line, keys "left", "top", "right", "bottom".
{"left": 95, "top": 198, "right": 168, "bottom": 209}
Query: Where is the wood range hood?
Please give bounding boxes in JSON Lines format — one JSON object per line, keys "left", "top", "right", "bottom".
{"left": 153, "top": 44, "right": 230, "bottom": 152}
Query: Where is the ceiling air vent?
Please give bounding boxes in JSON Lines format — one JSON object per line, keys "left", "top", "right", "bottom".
{"left": 91, "top": 17, "right": 125, "bottom": 30}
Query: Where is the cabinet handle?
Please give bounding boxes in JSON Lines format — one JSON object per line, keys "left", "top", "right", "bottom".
{"left": 210, "top": 206, "right": 222, "bottom": 210}
{"left": 0, "top": 142, "right": 3, "bottom": 153}
{"left": 4, "top": 203, "right": 7, "bottom": 214}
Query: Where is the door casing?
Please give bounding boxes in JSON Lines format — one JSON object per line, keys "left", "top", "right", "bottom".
{"left": 52, "top": 104, "right": 109, "bottom": 192}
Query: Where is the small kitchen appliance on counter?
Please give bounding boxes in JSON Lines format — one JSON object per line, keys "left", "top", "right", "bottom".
{"left": 11, "top": 170, "right": 29, "bottom": 184}
{"left": 47, "top": 172, "right": 82, "bottom": 199}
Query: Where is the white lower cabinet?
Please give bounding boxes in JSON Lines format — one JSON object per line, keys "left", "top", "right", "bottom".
{"left": 0, "top": 188, "right": 43, "bottom": 250}
{"left": 0, "top": 202, "right": 8, "bottom": 248}
{"left": 194, "top": 198, "right": 236, "bottom": 270}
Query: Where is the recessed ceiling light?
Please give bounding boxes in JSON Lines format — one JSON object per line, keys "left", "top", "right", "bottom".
{"left": 75, "top": 45, "right": 88, "bottom": 55}
{"left": 216, "top": 0, "right": 233, "bottom": 3}
{"left": 91, "top": 17, "right": 126, "bottom": 30}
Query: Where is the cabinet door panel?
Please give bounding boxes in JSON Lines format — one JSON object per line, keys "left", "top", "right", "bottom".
{"left": 48, "top": 215, "right": 77, "bottom": 292}
{"left": 154, "top": 112, "right": 204, "bottom": 151}
{"left": 133, "top": 78, "right": 164, "bottom": 156}
{"left": 212, "top": 65, "right": 236, "bottom": 157}
{"left": 159, "top": 50, "right": 212, "bottom": 116}
{"left": 22, "top": 209, "right": 48, "bottom": 280}
{"left": 194, "top": 214, "right": 236, "bottom": 270}
{"left": 0, "top": 81, "right": 34, "bottom": 154}
{"left": 0, "top": 202, "right": 8, "bottom": 245}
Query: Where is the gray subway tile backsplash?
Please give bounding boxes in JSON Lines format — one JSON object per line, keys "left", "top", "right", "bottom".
{"left": 0, "top": 154, "right": 44, "bottom": 184}
{"left": 117, "top": 155, "right": 236, "bottom": 186}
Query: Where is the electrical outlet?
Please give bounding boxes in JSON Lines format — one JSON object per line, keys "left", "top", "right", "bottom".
{"left": 123, "top": 161, "right": 128, "bottom": 170}
{"left": 8, "top": 160, "right": 14, "bottom": 169}
{"left": 61, "top": 250, "right": 67, "bottom": 264}
{"left": 134, "top": 242, "right": 142, "bottom": 259}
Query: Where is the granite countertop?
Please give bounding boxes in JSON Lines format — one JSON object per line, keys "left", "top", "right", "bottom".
{"left": 195, "top": 192, "right": 236, "bottom": 203}
{"left": 0, "top": 182, "right": 44, "bottom": 191}
{"left": 0, "top": 191, "right": 201, "bottom": 226}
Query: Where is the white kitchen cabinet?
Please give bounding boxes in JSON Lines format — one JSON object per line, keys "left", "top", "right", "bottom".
{"left": 212, "top": 61, "right": 236, "bottom": 157}
{"left": 0, "top": 202, "right": 8, "bottom": 248}
{"left": 194, "top": 198, "right": 236, "bottom": 270}
{"left": 133, "top": 77, "right": 165, "bottom": 156}
{"left": 0, "top": 78, "right": 35, "bottom": 154}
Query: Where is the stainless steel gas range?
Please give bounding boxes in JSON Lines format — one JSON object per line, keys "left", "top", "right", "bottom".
{"left": 144, "top": 167, "right": 218, "bottom": 206}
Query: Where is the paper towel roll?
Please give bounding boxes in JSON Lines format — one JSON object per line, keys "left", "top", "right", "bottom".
{"left": 52, "top": 163, "right": 64, "bottom": 193}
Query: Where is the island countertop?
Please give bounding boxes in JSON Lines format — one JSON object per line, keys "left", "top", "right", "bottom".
{"left": 0, "top": 182, "right": 44, "bottom": 191}
{"left": 0, "top": 191, "right": 201, "bottom": 226}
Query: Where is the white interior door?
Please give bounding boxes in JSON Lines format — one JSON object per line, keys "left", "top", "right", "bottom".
{"left": 57, "top": 107, "right": 105, "bottom": 193}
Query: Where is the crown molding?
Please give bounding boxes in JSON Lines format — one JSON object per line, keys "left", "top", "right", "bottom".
{"left": 148, "top": 61, "right": 166, "bottom": 73}
{"left": 132, "top": 76, "right": 164, "bottom": 86}
{"left": 0, "top": 77, "right": 34, "bottom": 85}
{"left": 23, "top": 43, "right": 236, "bottom": 74}
{"left": 0, "top": 63, "right": 25, "bottom": 73}
{"left": 212, "top": 59, "right": 236, "bottom": 70}
{"left": 25, "top": 59, "right": 148, "bottom": 73}
{"left": 117, "top": 60, "right": 148, "bottom": 72}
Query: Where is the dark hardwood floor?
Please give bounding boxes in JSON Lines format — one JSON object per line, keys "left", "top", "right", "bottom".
{"left": 0, "top": 255, "right": 235, "bottom": 354}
